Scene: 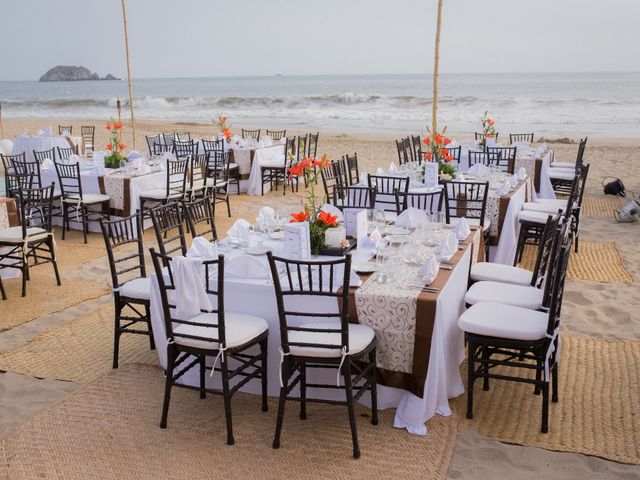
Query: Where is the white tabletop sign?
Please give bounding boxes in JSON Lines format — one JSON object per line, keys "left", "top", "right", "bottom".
{"left": 356, "top": 210, "right": 368, "bottom": 250}
{"left": 344, "top": 208, "right": 364, "bottom": 238}
{"left": 424, "top": 161, "right": 439, "bottom": 188}
{"left": 284, "top": 221, "right": 311, "bottom": 260}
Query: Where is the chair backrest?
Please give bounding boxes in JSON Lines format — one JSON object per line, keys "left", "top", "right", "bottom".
{"left": 509, "top": 133, "right": 534, "bottom": 144}
{"left": 146, "top": 134, "right": 162, "bottom": 156}
{"left": 183, "top": 197, "right": 217, "bottom": 241}
{"left": 153, "top": 142, "right": 173, "bottom": 155}
{"left": 17, "top": 184, "right": 55, "bottom": 238}
{"left": 573, "top": 137, "right": 588, "bottom": 169}
{"left": 411, "top": 135, "right": 422, "bottom": 161}
{"left": 165, "top": 158, "right": 188, "bottom": 198}
{"left": 343, "top": 153, "right": 359, "bottom": 186}
{"left": 54, "top": 160, "right": 83, "bottom": 199}
{"left": 150, "top": 249, "right": 227, "bottom": 347}
{"left": 149, "top": 202, "right": 188, "bottom": 257}
{"left": 241, "top": 128, "right": 261, "bottom": 140}
{"left": 266, "top": 252, "right": 352, "bottom": 355}
{"left": 574, "top": 163, "right": 590, "bottom": 210}
{"left": 173, "top": 140, "right": 198, "bottom": 160}
{"left": 56, "top": 146, "right": 75, "bottom": 160}
{"left": 81, "top": 126, "right": 95, "bottom": 146}
{"left": 13, "top": 154, "right": 43, "bottom": 189}
{"left": 58, "top": 125, "right": 73, "bottom": 135}
{"left": 306, "top": 132, "right": 319, "bottom": 158}
{"left": 475, "top": 132, "right": 499, "bottom": 142}
{"left": 544, "top": 226, "right": 572, "bottom": 336}
{"left": 5, "top": 172, "right": 35, "bottom": 200}
{"left": 530, "top": 212, "right": 562, "bottom": 288}
{"left": 162, "top": 133, "right": 175, "bottom": 146}
{"left": 33, "top": 148, "right": 56, "bottom": 164}
{"left": 468, "top": 150, "right": 492, "bottom": 168}
{"left": 99, "top": 212, "right": 145, "bottom": 291}
{"left": 320, "top": 160, "right": 346, "bottom": 200}
{"left": 396, "top": 138, "right": 411, "bottom": 165}
{"left": 445, "top": 146, "right": 462, "bottom": 163}
{"left": 206, "top": 151, "right": 231, "bottom": 187}
{"left": 201, "top": 139, "right": 225, "bottom": 154}
{"left": 367, "top": 175, "right": 409, "bottom": 211}
{"left": 296, "top": 134, "right": 307, "bottom": 162}
{"left": 332, "top": 185, "right": 376, "bottom": 210}
{"left": 174, "top": 132, "right": 191, "bottom": 142}
{"left": 189, "top": 153, "right": 210, "bottom": 193}
{"left": 486, "top": 146, "right": 516, "bottom": 174}
{"left": 266, "top": 129, "right": 286, "bottom": 140}
{"left": 395, "top": 190, "right": 442, "bottom": 215}
{"left": 443, "top": 180, "right": 489, "bottom": 225}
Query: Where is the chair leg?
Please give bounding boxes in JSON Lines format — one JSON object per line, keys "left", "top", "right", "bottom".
{"left": 50, "top": 238, "right": 61, "bottom": 286}
{"left": 260, "top": 338, "right": 268, "bottom": 412}
{"left": 226, "top": 193, "right": 231, "bottom": 218}
{"left": 551, "top": 356, "right": 559, "bottom": 403}
{"left": 343, "top": 359, "right": 361, "bottom": 459}
{"left": 0, "top": 277, "right": 5, "bottom": 300}
{"left": 113, "top": 303, "right": 122, "bottom": 369}
{"left": 62, "top": 204, "right": 68, "bottom": 240}
{"left": 482, "top": 346, "right": 490, "bottom": 391}
{"left": 199, "top": 355, "right": 206, "bottom": 399}
{"left": 534, "top": 359, "right": 542, "bottom": 395}
{"left": 145, "top": 304, "right": 155, "bottom": 350}
{"left": 466, "top": 341, "right": 476, "bottom": 420}
{"left": 81, "top": 205, "right": 88, "bottom": 244}
{"left": 369, "top": 348, "right": 379, "bottom": 425}
{"left": 220, "top": 357, "right": 235, "bottom": 445}
{"left": 21, "top": 255, "right": 28, "bottom": 297}
{"left": 272, "top": 358, "right": 289, "bottom": 449}
{"left": 160, "top": 345, "right": 175, "bottom": 428}
{"left": 299, "top": 362, "right": 307, "bottom": 420}
{"left": 541, "top": 382, "right": 549, "bottom": 433}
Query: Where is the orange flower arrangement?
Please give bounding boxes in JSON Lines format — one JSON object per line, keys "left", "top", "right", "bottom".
{"left": 481, "top": 111, "right": 497, "bottom": 138}
{"left": 214, "top": 113, "right": 232, "bottom": 141}
{"left": 421, "top": 125, "right": 456, "bottom": 177}
{"left": 104, "top": 118, "right": 126, "bottom": 168}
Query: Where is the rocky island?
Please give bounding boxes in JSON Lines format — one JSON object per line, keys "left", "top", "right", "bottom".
{"left": 39, "top": 65, "right": 120, "bottom": 82}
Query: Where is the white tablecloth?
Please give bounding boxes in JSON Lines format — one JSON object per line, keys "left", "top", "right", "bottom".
{"left": 488, "top": 178, "right": 530, "bottom": 264}
{"left": 538, "top": 151, "right": 556, "bottom": 200}
{"left": 246, "top": 145, "right": 286, "bottom": 195}
{"left": 12, "top": 135, "right": 82, "bottom": 161}
{"left": 149, "top": 240, "right": 471, "bottom": 435}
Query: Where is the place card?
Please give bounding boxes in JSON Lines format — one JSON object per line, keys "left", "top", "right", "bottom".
{"left": 424, "top": 161, "right": 439, "bottom": 188}
{"left": 356, "top": 210, "right": 368, "bottom": 250}
{"left": 284, "top": 221, "right": 311, "bottom": 260}
{"left": 343, "top": 207, "right": 365, "bottom": 237}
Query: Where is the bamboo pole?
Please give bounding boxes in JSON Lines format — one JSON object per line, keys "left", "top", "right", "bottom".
{"left": 121, "top": 0, "right": 136, "bottom": 149}
{"left": 432, "top": 0, "right": 444, "bottom": 133}
{"left": 0, "top": 101, "right": 4, "bottom": 138}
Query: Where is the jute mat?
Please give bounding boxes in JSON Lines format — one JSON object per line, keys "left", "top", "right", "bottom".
{"left": 452, "top": 335, "right": 640, "bottom": 464}
{"left": 0, "top": 364, "right": 457, "bottom": 480}
{"left": 519, "top": 241, "right": 633, "bottom": 283}
{"left": 0, "top": 271, "right": 109, "bottom": 332}
{"left": 581, "top": 195, "right": 621, "bottom": 217}
{"left": 0, "top": 303, "right": 158, "bottom": 381}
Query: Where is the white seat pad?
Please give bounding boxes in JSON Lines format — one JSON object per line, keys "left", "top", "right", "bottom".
{"left": 173, "top": 312, "right": 268, "bottom": 350}
{"left": 465, "top": 281, "right": 543, "bottom": 309}
{"left": 551, "top": 161, "right": 575, "bottom": 169}
{"left": 518, "top": 210, "right": 552, "bottom": 224}
{"left": 139, "top": 189, "right": 183, "bottom": 200}
{"left": 118, "top": 277, "right": 151, "bottom": 301}
{"left": 458, "top": 302, "right": 549, "bottom": 341}
{"left": 0, "top": 226, "right": 48, "bottom": 243}
{"left": 289, "top": 322, "right": 375, "bottom": 358}
{"left": 470, "top": 262, "right": 533, "bottom": 286}
{"left": 548, "top": 169, "right": 575, "bottom": 181}
{"left": 64, "top": 193, "right": 110, "bottom": 204}
{"left": 522, "top": 201, "right": 566, "bottom": 214}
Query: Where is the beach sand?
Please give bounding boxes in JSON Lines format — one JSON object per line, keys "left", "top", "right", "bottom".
{"left": 1, "top": 118, "right": 639, "bottom": 479}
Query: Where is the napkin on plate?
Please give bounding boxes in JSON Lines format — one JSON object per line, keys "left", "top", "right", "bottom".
{"left": 227, "top": 218, "right": 250, "bottom": 241}
{"left": 517, "top": 166, "right": 527, "bottom": 181}
{"left": 418, "top": 254, "right": 440, "bottom": 285}
{"left": 388, "top": 162, "right": 399, "bottom": 173}
{"left": 454, "top": 217, "right": 471, "bottom": 241}
{"left": 187, "top": 237, "right": 218, "bottom": 260}
{"left": 456, "top": 172, "right": 466, "bottom": 181}
{"left": 128, "top": 150, "right": 144, "bottom": 161}
{"left": 434, "top": 232, "right": 458, "bottom": 261}
{"left": 508, "top": 174, "right": 518, "bottom": 187}
{"left": 376, "top": 167, "right": 385, "bottom": 175}
{"left": 256, "top": 206, "right": 276, "bottom": 227}
{"left": 467, "top": 163, "right": 490, "bottom": 177}
{"left": 279, "top": 137, "right": 287, "bottom": 145}
{"left": 41, "top": 158, "right": 54, "bottom": 171}
{"left": 395, "top": 207, "right": 428, "bottom": 229}
{"left": 320, "top": 203, "right": 344, "bottom": 223}
{"left": 137, "top": 163, "right": 151, "bottom": 175}
{"left": 495, "top": 181, "right": 511, "bottom": 196}
{"left": 173, "top": 256, "right": 213, "bottom": 320}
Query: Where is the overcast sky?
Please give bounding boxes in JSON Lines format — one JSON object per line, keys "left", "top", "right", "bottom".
{"left": 1, "top": 0, "right": 638, "bottom": 81}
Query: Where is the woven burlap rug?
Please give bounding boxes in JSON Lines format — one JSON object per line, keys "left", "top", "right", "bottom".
{"left": 0, "top": 364, "right": 457, "bottom": 480}
{"left": 0, "top": 303, "right": 158, "bottom": 381}
{"left": 452, "top": 335, "right": 640, "bottom": 464}
{"left": 519, "top": 241, "right": 633, "bottom": 283}
{"left": 0, "top": 271, "right": 109, "bottom": 332}
{"left": 581, "top": 195, "right": 621, "bottom": 217}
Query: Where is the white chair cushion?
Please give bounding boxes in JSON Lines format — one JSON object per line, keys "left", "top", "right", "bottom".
{"left": 0, "top": 226, "right": 48, "bottom": 243}
{"left": 470, "top": 262, "right": 533, "bottom": 286}
{"left": 551, "top": 161, "right": 575, "bottom": 169}
{"left": 518, "top": 210, "right": 552, "bottom": 224}
{"left": 228, "top": 163, "right": 239, "bottom": 170}
{"left": 118, "top": 277, "right": 151, "bottom": 301}
{"left": 172, "top": 312, "right": 268, "bottom": 350}
{"left": 288, "top": 322, "right": 375, "bottom": 358}
{"left": 64, "top": 193, "right": 110, "bottom": 204}
{"left": 548, "top": 169, "right": 575, "bottom": 181}
{"left": 534, "top": 198, "right": 577, "bottom": 209}
{"left": 139, "top": 189, "right": 183, "bottom": 200}
{"left": 458, "top": 302, "right": 549, "bottom": 341}
{"left": 522, "top": 201, "right": 565, "bottom": 214}
{"left": 465, "top": 281, "right": 543, "bottom": 309}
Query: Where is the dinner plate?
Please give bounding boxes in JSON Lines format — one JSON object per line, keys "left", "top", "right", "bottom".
{"left": 247, "top": 246, "right": 270, "bottom": 255}
{"left": 352, "top": 262, "right": 377, "bottom": 274}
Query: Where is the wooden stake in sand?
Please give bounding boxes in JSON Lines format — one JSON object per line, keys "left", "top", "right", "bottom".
{"left": 116, "top": 98, "right": 122, "bottom": 123}
{"left": 121, "top": 0, "right": 136, "bottom": 149}
{"left": 432, "top": 0, "right": 444, "bottom": 132}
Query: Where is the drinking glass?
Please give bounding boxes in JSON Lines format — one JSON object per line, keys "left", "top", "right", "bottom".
{"left": 432, "top": 212, "right": 444, "bottom": 233}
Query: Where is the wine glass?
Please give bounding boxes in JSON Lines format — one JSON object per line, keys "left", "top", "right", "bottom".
{"left": 432, "top": 212, "right": 444, "bottom": 233}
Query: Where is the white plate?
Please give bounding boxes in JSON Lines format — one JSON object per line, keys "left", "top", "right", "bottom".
{"left": 443, "top": 224, "right": 455, "bottom": 229}
{"left": 269, "top": 231, "right": 284, "bottom": 240}
{"left": 352, "top": 262, "right": 378, "bottom": 274}
{"left": 384, "top": 226, "right": 410, "bottom": 235}
{"left": 247, "top": 246, "right": 270, "bottom": 255}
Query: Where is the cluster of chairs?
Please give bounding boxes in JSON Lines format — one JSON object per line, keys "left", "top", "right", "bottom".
{"left": 57, "top": 125, "right": 96, "bottom": 157}
{"left": 240, "top": 128, "right": 287, "bottom": 141}
{"left": 99, "top": 197, "right": 377, "bottom": 458}
{"left": 319, "top": 153, "right": 360, "bottom": 199}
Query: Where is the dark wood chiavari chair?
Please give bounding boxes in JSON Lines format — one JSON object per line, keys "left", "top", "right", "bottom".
{"left": 206, "top": 150, "right": 232, "bottom": 217}
{"left": 183, "top": 197, "right": 218, "bottom": 241}
{"left": 468, "top": 150, "right": 493, "bottom": 169}
{"left": 162, "top": 133, "right": 175, "bottom": 146}
{"left": 58, "top": 125, "right": 73, "bottom": 135}
{"left": 266, "top": 129, "right": 286, "bottom": 140}
{"left": 266, "top": 252, "right": 378, "bottom": 458}
{"left": 173, "top": 139, "right": 198, "bottom": 160}
{"left": 260, "top": 137, "right": 297, "bottom": 196}
{"left": 486, "top": 146, "right": 516, "bottom": 174}
{"left": 509, "top": 133, "right": 534, "bottom": 144}
{"left": 394, "top": 190, "right": 442, "bottom": 215}
{"left": 395, "top": 138, "right": 411, "bottom": 165}
{"left": 442, "top": 180, "right": 490, "bottom": 228}
{"left": 99, "top": 212, "right": 154, "bottom": 368}
{"left": 146, "top": 134, "right": 162, "bottom": 157}
{"left": 2, "top": 152, "right": 23, "bottom": 197}
{"left": 151, "top": 249, "right": 269, "bottom": 445}
{"left": 202, "top": 139, "right": 240, "bottom": 195}
{"left": 241, "top": 128, "right": 261, "bottom": 140}
{"left": 320, "top": 159, "right": 347, "bottom": 200}
{"left": 81, "top": 125, "right": 95, "bottom": 157}
{"left": 411, "top": 135, "right": 422, "bottom": 162}
{"left": 306, "top": 132, "right": 319, "bottom": 158}
{"left": 343, "top": 153, "right": 359, "bottom": 186}
{"left": 475, "top": 132, "right": 499, "bottom": 142}
{"left": 367, "top": 175, "right": 409, "bottom": 212}
{"left": 56, "top": 146, "right": 75, "bottom": 160}
{"left": 139, "top": 158, "right": 188, "bottom": 219}
{"left": 332, "top": 185, "right": 376, "bottom": 210}
{"left": 186, "top": 153, "right": 210, "bottom": 201}
{"left": 549, "top": 138, "right": 587, "bottom": 195}
{"left": 445, "top": 146, "right": 462, "bottom": 164}
{"left": 174, "top": 132, "right": 191, "bottom": 142}
{"left": 149, "top": 202, "right": 188, "bottom": 257}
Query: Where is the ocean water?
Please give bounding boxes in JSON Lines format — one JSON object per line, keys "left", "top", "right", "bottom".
{"left": 1, "top": 72, "right": 638, "bottom": 137}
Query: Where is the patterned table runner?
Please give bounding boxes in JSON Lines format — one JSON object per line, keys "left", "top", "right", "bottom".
{"left": 0, "top": 197, "right": 19, "bottom": 228}
{"left": 97, "top": 174, "right": 133, "bottom": 216}
{"left": 230, "top": 148, "right": 254, "bottom": 180}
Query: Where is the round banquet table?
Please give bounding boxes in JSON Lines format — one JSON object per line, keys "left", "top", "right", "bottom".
{"left": 12, "top": 135, "right": 78, "bottom": 162}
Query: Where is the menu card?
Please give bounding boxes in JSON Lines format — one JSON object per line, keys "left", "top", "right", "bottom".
{"left": 424, "top": 162, "right": 439, "bottom": 188}
{"left": 343, "top": 208, "right": 365, "bottom": 238}
{"left": 284, "top": 221, "right": 311, "bottom": 260}
{"left": 356, "top": 210, "right": 368, "bottom": 250}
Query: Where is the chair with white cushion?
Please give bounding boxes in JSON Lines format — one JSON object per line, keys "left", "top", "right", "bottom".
{"left": 395, "top": 190, "right": 442, "bottom": 215}
{"left": 149, "top": 202, "right": 188, "bottom": 258}
{"left": 266, "top": 252, "right": 378, "bottom": 459}
{"left": 368, "top": 174, "right": 409, "bottom": 213}
{"left": 139, "top": 158, "right": 188, "bottom": 219}
{"left": 54, "top": 160, "right": 111, "bottom": 244}
{"left": 206, "top": 150, "right": 232, "bottom": 217}
{"left": 459, "top": 231, "right": 571, "bottom": 433}
{"left": 202, "top": 139, "right": 240, "bottom": 195}
{"left": 0, "top": 184, "right": 60, "bottom": 299}
{"left": 99, "top": 212, "right": 154, "bottom": 368}
{"left": 150, "top": 250, "right": 269, "bottom": 445}
{"left": 549, "top": 138, "right": 587, "bottom": 195}
{"left": 443, "top": 180, "right": 491, "bottom": 257}
{"left": 186, "top": 153, "right": 210, "bottom": 201}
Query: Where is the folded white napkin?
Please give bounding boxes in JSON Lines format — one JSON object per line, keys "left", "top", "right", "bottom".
{"left": 227, "top": 218, "right": 250, "bottom": 241}
{"left": 360, "top": 228, "right": 383, "bottom": 250}
{"left": 435, "top": 232, "right": 458, "bottom": 261}
{"left": 454, "top": 217, "right": 471, "bottom": 241}
{"left": 496, "top": 181, "right": 510, "bottom": 196}
{"left": 128, "top": 150, "right": 143, "bottom": 161}
{"left": 359, "top": 172, "right": 368, "bottom": 185}
{"left": 395, "top": 207, "right": 428, "bottom": 229}
{"left": 376, "top": 167, "right": 385, "bottom": 175}
{"left": 456, "top": 172, "right": 465, "bottom": 181}
{"left": 173, "top": 256, "right": 213, "bottom": 320}
{"left": 508, "top": 174, "right": 518, "bottom": 187}
{"left": 517, "top": 166, "right": 527, "bottom": 181}
{"left": 225, "top": 253, "right": 271, "bottom": 279}
{"left": 320, "top": 203, "right": 344, "bottom": 223}
{"left": 418, "top": 254, "right": 440, "bottom": 284}
{"left": 187, "top": 237, "right": 218, "bottom": 260}
{"left": 61, "top": 129, "right": 70, "bottom": 137}
{"left": 467, "top": 163, "right": 490, "bottom": 177}
{"left": 279, "top": 137, "right": 287, "bottom": 145}
{"left": 256, "top": 206, "right": 276, "bottom": 227}
{"left": 137, "top": 163, "right": 151, "bottom": 175}
{"left": 388, "top": 162, "right": 398, "bottom": 173}
{"left": 41, "top": 158, "right": 54, "bottom": 171}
